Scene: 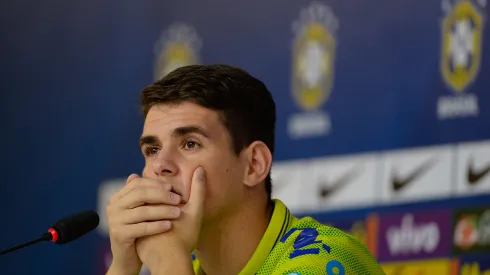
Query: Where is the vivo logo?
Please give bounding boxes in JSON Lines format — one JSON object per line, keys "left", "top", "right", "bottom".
{"left": 386, "top": 214, "right": 440, "bottom": 255}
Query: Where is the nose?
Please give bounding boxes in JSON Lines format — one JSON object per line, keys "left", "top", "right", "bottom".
{"left": 152, "top": 150, "right": 179, "bottom": 177}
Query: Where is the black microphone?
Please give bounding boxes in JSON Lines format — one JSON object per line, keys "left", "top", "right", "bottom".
{"left": 0, "top": 210, "right": 99, "bottom": 256}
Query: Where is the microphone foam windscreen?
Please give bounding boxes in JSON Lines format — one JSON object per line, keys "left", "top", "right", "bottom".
{"left": 52, "top": 210, "right": 100, "bottom": 244}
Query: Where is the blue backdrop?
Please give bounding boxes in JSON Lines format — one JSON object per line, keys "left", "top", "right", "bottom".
{"left": 1, "top": 0, "right": 489, "bottom": 274}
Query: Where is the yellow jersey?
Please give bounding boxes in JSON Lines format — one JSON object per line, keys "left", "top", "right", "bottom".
{"left": 192, "top": 199, "right": 385, "bottom": 274}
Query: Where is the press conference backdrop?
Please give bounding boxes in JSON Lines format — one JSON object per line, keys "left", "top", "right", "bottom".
{"left": 1, "top": 0, "right": 489, "bottom": 274}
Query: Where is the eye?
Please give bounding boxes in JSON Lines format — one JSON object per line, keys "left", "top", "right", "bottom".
{"left": 143, "top": 146, "right": 160, "bottom": 156}
{"left": 182, "top": 140, "right": 200, "bottom": 151}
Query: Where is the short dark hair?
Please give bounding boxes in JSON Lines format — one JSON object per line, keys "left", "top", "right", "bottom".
{"left": 140, "top": 64, "right": 276, "bottom": 202}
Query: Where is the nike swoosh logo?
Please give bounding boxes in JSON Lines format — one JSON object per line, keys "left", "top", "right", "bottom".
{"left": 391, "top": 157, "right": 436, "bottom": 192}
{"left": 318, "top": 165, "right": 363, "bottom": 199}
{"left": 467, "top": 157, "right": 490, "bottom": 185}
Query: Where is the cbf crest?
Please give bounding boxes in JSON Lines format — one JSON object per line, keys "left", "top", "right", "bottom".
{"left": 153, "top": 23, "right": 202, "bottom": 81}
{"left": 440, "top": 0, "right": 485, "bottom": 93}
{"left": 292, "top": 2, "right": 339, "bottom": 111}
{"left": 288, "top": 2, "right": 339, "bottom": 139}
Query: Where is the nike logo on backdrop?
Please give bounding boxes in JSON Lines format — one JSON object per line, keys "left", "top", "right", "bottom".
{"left": 467, "top": 157, "right": 490, "bottom": 185}
{"left": 391, "top": 157, "right": 436, "bottom": 193}
{"left": 318, "top": 165, "right": 363, "bottom": 199}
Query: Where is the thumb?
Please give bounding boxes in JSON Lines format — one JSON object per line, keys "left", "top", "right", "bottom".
{"left": 187, "top": 167, "right": 206, "bottom": 213}
{"left": 126, "top": 173, "right": 140, "bottom": 184}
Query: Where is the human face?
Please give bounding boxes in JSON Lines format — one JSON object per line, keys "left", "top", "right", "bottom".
{"left": 139, "top": 102, "right": 248, "bottom": 224}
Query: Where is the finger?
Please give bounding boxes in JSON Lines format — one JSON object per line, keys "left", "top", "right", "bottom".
{"left": 112, "top": 178, "right": 172, "bottom": 203}
{"left": 122, "top": 205, "right": 181, "bottom": 224}
{"left": 187, "top": 167, "right": 206, "bottom": 216}
{"left": 126, "top": 173, "right": 140, "bottom": 184}
{"left": 109, "top": 175, "right": 140, "bottom": 204}
{"left": 117, "top": 221, "right": 172, "bottom": 241}
{"left": 119, "top": 186, "right": 182, "bottom": 209}
{"left": 120, "top": 179, "right": 173, "bottom": 199}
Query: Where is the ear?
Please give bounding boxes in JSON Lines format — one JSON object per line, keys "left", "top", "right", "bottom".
{"left": 243, "top": 141, "right": 272, "bottom": 187}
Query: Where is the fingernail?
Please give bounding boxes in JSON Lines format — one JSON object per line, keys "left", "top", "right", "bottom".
{"left": 197, "top": 167, "right": 205, "bottom": 181}
{"left": 171, "top": 207, "right": 181, "bottom": 216}
{"left": 171, "top": 193, "right": 181, "bottom": 202}
{"left": 163, "top": 183, "right": 172, "bottom": 190}
{"left": 161, "top": 221, "right": 171, "bottom": 229}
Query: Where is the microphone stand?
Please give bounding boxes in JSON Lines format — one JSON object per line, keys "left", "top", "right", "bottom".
{"left": 0, "top": 232, "right": 52, "bottom": 255}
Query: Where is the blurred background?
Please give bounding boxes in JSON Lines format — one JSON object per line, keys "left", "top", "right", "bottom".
{"left": 1, "top": 0, "right": 490, "bottom": 274}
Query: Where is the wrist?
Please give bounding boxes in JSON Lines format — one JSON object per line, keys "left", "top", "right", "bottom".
{"left": 148, "top": 246, "right": 194, "bottom": 275}
{"left": 107, "top": 261, "right": 141, "bottom": 275}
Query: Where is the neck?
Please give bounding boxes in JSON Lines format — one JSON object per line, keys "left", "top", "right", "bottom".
{"left": 195, "top": 197, "right": 273, "bottom": 275}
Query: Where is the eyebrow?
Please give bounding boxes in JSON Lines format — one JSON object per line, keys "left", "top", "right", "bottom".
{"left": 139, "top": 126, "right": 210, "bottom": 148}
{"left": 172, "top": 126, "right": 210, "bottom": 138}
{"left": 139, "top": 135, "right": 159, "bottom": 149}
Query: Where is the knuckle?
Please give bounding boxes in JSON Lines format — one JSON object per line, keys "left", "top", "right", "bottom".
{"left": 139, "top": 223, "right": 148, "bottom": 236}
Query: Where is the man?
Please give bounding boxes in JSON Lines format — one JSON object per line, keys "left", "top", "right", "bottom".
{"left": 105, "top": 64, "right": 385, "bottom": 275}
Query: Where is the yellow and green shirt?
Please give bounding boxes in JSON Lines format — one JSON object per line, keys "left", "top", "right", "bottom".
{"left": 192, "top": 199, "right": 385, "bottom": 275}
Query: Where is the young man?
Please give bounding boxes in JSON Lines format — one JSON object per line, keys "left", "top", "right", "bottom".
{"left": 105, "top": 64, "right": 385, "bottom": 275}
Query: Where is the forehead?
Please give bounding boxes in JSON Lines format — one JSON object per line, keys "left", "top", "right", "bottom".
{"left": 143, "top": 102, "right": 223, "bottom": 134}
